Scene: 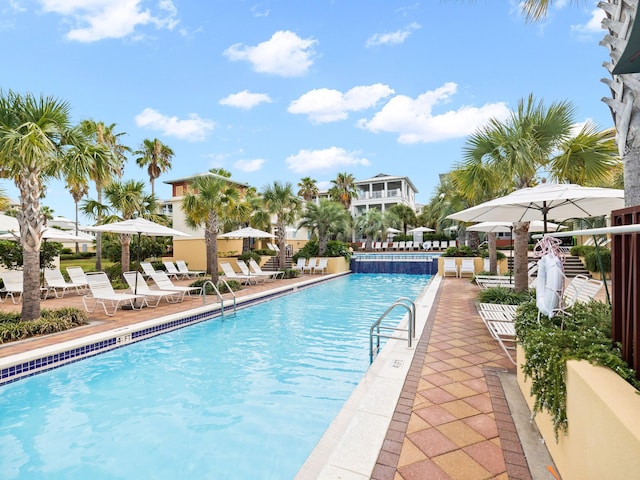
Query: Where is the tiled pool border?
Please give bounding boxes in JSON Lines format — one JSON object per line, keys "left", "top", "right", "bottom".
{"left": 0, "top": 273, "right": 346, "bottom": 386}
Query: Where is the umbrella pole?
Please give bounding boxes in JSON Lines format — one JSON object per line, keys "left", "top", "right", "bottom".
{"left": 135, "top": 232, "right": 141, "bottom": 295}
{"left": 510, "top": 226, "right": 513, "bottom": 283}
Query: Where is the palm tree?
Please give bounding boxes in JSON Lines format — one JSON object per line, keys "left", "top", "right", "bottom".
{"left": 354, "top": 209, "right": 385, "bottom": 250}
{"left": 456, "top": 95, "right": 617, "bottom": 290}
{"left": 262, "top": 181, "right": 302, "bottom": 268}
{"left": 329, "top": 172, "right": 358, "bottom": 209}
{"left": 297, "top": 176, "right": 319, "bottom": 202}
{"left": 65, "top": 174, "right": 89, "bottom": 253}
{"left": 182, "top": 175, "right": 241, "bottom": 284}
{"left": 298, "top": 200, "right": 350, "bottom": 255}
{"left": 83, "top": 180, "right": 157, "bottom": 274}
{"left": 387, "top": 204, "right": 417, "bottom": 234}
{"left": 523, "top": 1, "right": 638, "bottom": 207}
{"left": 0, "top": 91, "right": 73, "bottom": 320}
{"left": 80, "top": 120, "right": 128, "bottom": 270}
{"left": 135, "top": 138, "right": 174, "bottom": 197}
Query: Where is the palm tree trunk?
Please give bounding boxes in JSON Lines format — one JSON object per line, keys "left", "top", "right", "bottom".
{"left": 95, "top": 187, "right": 103, "bottom": 271}
{"left": 625, "top": 146, "right": 640, "bottom": 207}
{"left": 120, "top": 233, "right": 131, "bottom": 277}
{"left": 277, "top": 218, "right": 286, "bottom": 268}
{"left": 513, "top": 221, "right": 530, "bottom": 292}
{"left": 208, "top": 213, "right": 219, "bottom": 284}
{"left": 488, "top": 232, "right": 498, "bottom": 274}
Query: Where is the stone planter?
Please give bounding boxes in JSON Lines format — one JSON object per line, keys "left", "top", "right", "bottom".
{"left": 516, "top": 345, "right": 640, "bottom": 480}
{"left": 326, "top": 257, "right": 350, "bottom": 274}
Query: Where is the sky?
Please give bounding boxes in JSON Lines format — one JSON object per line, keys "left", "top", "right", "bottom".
{"left": 0, "top": 0, "right": 615, "bottom": 223}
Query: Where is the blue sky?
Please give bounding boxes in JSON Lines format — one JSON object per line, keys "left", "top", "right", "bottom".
{"left": 0, "top": 0, "right": 612, "bottom": 222}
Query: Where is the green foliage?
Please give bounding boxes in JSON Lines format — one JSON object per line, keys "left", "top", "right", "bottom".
{"left": 101, "top": 233, "right": 168, "bottom": 263}
{"left": 295, "top": 240, "right": 319, "bottom": 259}
{"left": 0, "top": 308, "right": 88, "bottom": 343}
{"left": 60, "top": 251, "right": 95, "bottom": 260}
{"left": 442, "top": 245, "right": 475, "bottom": 257}
{"left": 0, "top": 239, "right": 62, "bottom": 270}
{"left": 584, "top": 249, "right": 611, "bottom": 273}
{"left": 570, "top": 244, "right": 596, "bottom": 257}
{"left": 218, "top": 251, "right": 239, "bottom": 258}
{"left": 252, "top": 249, "right": 275, "bottom": 256}
{"left": 476, "top": 287, "right": 533, "bottom": 305}
{"left": 324, "top": 240, "right": 352, "bottom": 259}
{"left": 281, "top": 268, "right": 300, "bottom": 279}
{"left": 238, "top": 251, "right": 261, "bottom": 264}
{"left": 516, "top": 301, "right": 640, "bottom": 438}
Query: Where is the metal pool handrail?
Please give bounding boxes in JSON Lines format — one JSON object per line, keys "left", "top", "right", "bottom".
{"left": 202, "top": 279, "right": 237, "bottom": 315}
{"left": 369, "top": 297, "right": 416, "bottom": 363}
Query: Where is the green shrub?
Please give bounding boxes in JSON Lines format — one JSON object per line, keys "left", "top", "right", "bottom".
{"left": 281, "top": 268, "right": 300, "bottom": 279}
{"left": 252, "top": 249, "right": 275, "bottom": 256}
{"left": 190, "top": 277, "right": 242, "bottom": 294}
{"left": 570, "top": 245, "right": 596, "bottom": 257}
{"left": 324, "top": 240, "right": 352, "bottom": 260}
{"left": 443, "top": 245, "right": 475, "bottom": 257}
{"left": 584, "top": 249, "right": 611, "bottom": 273}
{"left": 238, "top": 251, "right": 261, "bottom": 264}
{"left": 0, "top": 308, "right": 88, "bottom": 343}
{"left": 476, "top": 286, "right": 533, "bottom": 305}
{"left": 516, "top": 300, "right": 640, "bottom": 438}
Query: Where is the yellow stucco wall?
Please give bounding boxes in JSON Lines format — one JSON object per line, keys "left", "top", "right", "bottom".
{"left": 517, "top": 346, "right": 640, "bottom": 480}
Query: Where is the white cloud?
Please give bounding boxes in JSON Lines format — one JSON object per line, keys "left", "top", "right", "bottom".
{"left": 223, "top": 30, "right": 317, "bottom": 77}
{"left": 38, "top": 0, "right": 178, "bottom": 42}
{"left": 234, "top": 158, "right": 265, "bottom": 172}
{"left": 285, "top": 147, "right": 370, "bottom": 173}
{"left": 358, "top": 82, "right": 510, "bottom": 144}
{"left": 571, "top": 7, "right": 605, "bottom": 35}
{"left": 219, "top": 90, "right": 272, "bottom": 109}
{"left": 134, "top": 107, "right": 215, "bottom": 141}
{"left": 366, "top": 22, "right": 421, "bottom": 47}
{"left": 288, "top": 83, "right": 395, "bottom": 123}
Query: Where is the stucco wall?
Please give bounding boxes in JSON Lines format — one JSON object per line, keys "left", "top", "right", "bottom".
{"left": 517, "top": 345, "right": 640, "bottom": 480}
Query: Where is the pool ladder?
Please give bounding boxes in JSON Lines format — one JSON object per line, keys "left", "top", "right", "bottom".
{"left": 369, "top": 297, "right": 416, "bottom": 364}
{"left": 202, "top": 279, "right": 236, "bottom": 316}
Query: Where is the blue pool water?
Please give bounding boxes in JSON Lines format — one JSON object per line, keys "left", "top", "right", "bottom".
{"left": 0, "top": 274, "right": 431, "bottom": 479}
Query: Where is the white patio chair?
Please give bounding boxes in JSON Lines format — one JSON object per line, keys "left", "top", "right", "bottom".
{"left": 291, "top": 257, "right": 307, "bottom": 272}
{"left": 82, "top": 272, "right": 145, "bottom": 316}
{"left": 149, "top": 271, "right": 202, "bottom": 301}
{"left": 163, "top": 261, "right": 184, "bottom": 280}
{"left": 459, "top": 258, "right": 476, "bottom": 277}
{"left": 66, "top": 266, "right": 89, "bottom": 292}
{"left": 123, "top": 271, "right": 181, "bottom": 307}
{"left": 303, "top": 257, "right": 318, "bottom": 274}
{"left": 0, "top": 272, "right": 24, "bottom": 304}
{"left": 44, "top": 268, "right": 87, "bottom": 297}
{"left": 432, "top": 240, "right": 440, "bottom": 250}
{"left": 312, "top": 257, "right": 328, "bottom": 274}
{"left": 442, "top": 258, "right": 458, "bottom": 277}
{"left": 449, "top": 240, "right": 457, "bottom": 248}
{"left": 485, "top": 320, "right": 517, "bottom": 365}
{"left": 405, "top": 241, "right": 414, "bottom": 250}
{"left": 140, "top": 262, "right": 158, "bottom": 278}
{"left": 237, "top": 261, "right": 268, "bottom": 283}
{"left": 249, "top": 258, "right": 284, "bottom": 280}
{"left": 175, "top": 260, "right": 205, "bottom": 278}
{"left": 220, "top": 262, "right": 258, "bottom": 285}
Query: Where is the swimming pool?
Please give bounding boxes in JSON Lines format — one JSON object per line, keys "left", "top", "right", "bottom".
{"left": 0, "top": 273, "right": 431, "bottom": 479}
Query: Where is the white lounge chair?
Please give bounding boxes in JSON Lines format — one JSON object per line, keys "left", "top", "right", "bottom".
{"left": 405, "top": 241, "right": 414, "bottom": 250}
{"left": 485, "top": 320, "right": 517, "bottom": 365}
{"left": 291, "top": 257, "right": 307, "bottom": 272}
{"left": 449, "top": 240, "right": 457, "bottom": 248}
{"left": 459, "top": 258, "right": 476, "bottom": 277}
{"left": 140, "top": 262, "right": 158, "bottom": 278}
{"left": 149, "top": 271, "right": 202, "bottom": 301}
{"left": 123, "top": 271, "right": 181, "bottom": 307}
{"left": 442, "top": 258, "right": 458, "bottom": 277}
{"left": 65, "top": 266, "right": 90, "bottom": 293}
{"left": 313, "top": 257, "right": 328, "bottom": 274}
{"left": 44, "top": 268, "right": 87, "bottom": 297}
{"left": 475, "top": 275, "right": 515, "bottom": 289}
{"left": 249, "top": 259, "right": 284, "bottom": 280}
{"left": 82, "top": 272, "right": 145, "bottom": 316}
{"left": 1, "top": 272, "right": 24, "bottom": 304}
{"left": 176, "top": 260, "right": 205, "bottom": 278}
{"left": 303, "top": 257, "right": 318, "bottom": 274}
{"left": 398, "top": 241, "right": 406, "bottom": 250}
{"left": 432, "top": 240, "right": 440, "bottom": 250}
{"left": 237, "top": 261, "right": 268, "bottom": 283}
{"left": 220, "top": 262, "right": 258, "bottom": 285}
{"left": 163, "top": 261, "right": 184, "bottom": 280}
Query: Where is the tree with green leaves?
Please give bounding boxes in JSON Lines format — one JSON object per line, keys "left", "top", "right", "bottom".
{"left": 329, "top": 172, "right": 358, "bottom": 209}
{"left": 262, "top": 181, "right": 302, "bottom": 268}
{"left": 135, "top": 138, "right": 174, "bottom": 197}
{"left": 298, "top": 199, "right": 350, "bottom": 255}
{"left": 0, "top": 90, "right": 76, "bottom": 320}
{"left": 80, "top": 120, "right": 128, "bottom": 270}
{"left": 182, "top": 175, "right": 242, "bottom": 284}
{"left": 297, "top": 176, "right": 319, "bottom": 202}
{"left": 354, "top": 209, "right": 385, "bottom": 251}
{"left": 83, "top": 180, "right": 158, "bottom": 274}
{"left": 387, "top": 204, "right": 417, "bottom": 234}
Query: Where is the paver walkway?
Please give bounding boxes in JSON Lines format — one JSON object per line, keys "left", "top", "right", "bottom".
{"left": 374, "top": 277, "right": 534, "bottom": 480}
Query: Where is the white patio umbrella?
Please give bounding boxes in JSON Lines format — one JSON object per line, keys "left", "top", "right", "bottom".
{"left": 447, "top": 183, "right": 624, "bottom": 232}
{"left": 85, "top": 218, "right": 191, "bottom": 294}
{"left": 219, "top": 226, "right": 275, "bottom": 238}
{"left": 467, "top": 220, "right": 567, "bottom": 233}
{"left": 0, "top": 213, "right": 19, "bottom": 233}
{"left": 386, "top": 227, "right": 402, "bottom": 234}
{"left": 407, "top": 226, "right": 435, "bottom": 233}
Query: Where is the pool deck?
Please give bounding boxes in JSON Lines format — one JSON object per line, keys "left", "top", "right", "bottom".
{"left": 0, "top": 273, "right": 552, "bottom": 479}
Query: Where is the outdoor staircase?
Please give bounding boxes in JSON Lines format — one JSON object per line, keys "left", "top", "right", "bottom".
{"left": 507, "top": 255, "right": 590, "bottom": 278}
{"left": 262, "top": 256, "right": 292, "bottom": 271}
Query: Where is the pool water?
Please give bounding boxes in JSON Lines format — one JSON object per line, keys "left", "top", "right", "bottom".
{"left": 0, "top": 274, "right": 431, "bottom": 479}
